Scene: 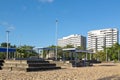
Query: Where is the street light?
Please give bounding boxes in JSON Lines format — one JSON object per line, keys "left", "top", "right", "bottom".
{"left": 106, "top": 48, "right": 107, "bottom": 62}
{"left": 6, "top": 30, "right": 10, "bottom": 59}
{"left": 104, "top": 35, "right": 108, "bottom": 62}
{"left": 55, "top": 19, "right": 58, "bottom": 60}
{"left": 103, "top": 35, "right": 108, "bottom": 62}
{"left": 118, "top": 50, "right": 119, "bottom": 61}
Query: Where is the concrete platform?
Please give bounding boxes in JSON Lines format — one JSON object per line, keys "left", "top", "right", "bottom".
{"left": 2, "top": 60, "right": 61, "bottom": 72}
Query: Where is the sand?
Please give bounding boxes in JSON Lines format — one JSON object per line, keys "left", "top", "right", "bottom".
{"left": 0, "top": 63, "right": 120, "bottom": 80}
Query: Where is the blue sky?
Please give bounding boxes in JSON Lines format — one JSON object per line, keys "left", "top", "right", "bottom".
{"left": 0, "top": 0, "right": 120, "bottom": 47}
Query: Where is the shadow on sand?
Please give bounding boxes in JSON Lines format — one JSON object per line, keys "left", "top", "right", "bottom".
{"left": 98, "top": 75, "right": 120, "bottom": 80}
{"left": 99, "top": 64, "right": 117, "bottom": 66}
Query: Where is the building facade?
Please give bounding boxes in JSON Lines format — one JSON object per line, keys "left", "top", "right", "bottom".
{"left": 58, "top": 34, "right": 86, "bottom": 49}
{"left": 87, "top": 28, "right": 119, "bottom": 52}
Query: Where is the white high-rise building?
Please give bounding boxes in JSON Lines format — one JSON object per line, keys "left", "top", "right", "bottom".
{"left": 58, "top": 34, "right": 86, "bottom": 49}
{"left": 87, "top": 28, "right": 119, "bottom": 52}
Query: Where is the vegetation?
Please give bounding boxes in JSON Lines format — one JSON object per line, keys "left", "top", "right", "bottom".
{"left": 0, "top": 42, "right": 16, "bottom": 59}
{"left": 93, "top": 43, "right": 120, "bottom": 62}
{"left": 16, "top": 45, "right": 38, "bottom": 58}
{"left": 0, "top": 42, "right": 120, "bottom": 62}
{"left": 46, "top": 44, "right": 86, "bottom": 60}
{"left": 47, "top": 43, "right": 120, "bottom": 62}
{"left": 0, "top": 42, "right": 38, "bottom": 59}
{"left": 44, "top": 45, "right": 63, "bottom": 59}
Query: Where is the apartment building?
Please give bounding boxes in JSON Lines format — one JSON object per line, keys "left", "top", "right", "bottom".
{"left": 87, "top": 28, "right": 119, "bottom": 52}
{"left": 58, "top": 34, "right": 86, "bottom": 49}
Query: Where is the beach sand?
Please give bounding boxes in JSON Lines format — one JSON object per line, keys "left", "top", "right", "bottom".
{"left": 0, "top": 63, "right": 120, "bottom": 80}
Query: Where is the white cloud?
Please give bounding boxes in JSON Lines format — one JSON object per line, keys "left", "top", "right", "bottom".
{"left": 38, "top": 0, "right": 54, "bottom": 3}
{"left": 0, "top": 22, "right": 9, "bottom": 26}
{"left": 0, "top": 22, "right": 15, "bottom": 31}
{"left": 7, "top": 26, "right": 15, "bottom": 31}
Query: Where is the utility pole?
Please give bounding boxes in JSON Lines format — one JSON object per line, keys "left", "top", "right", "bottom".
{"left": 55, "top": 19, "right": 58, "bottom": 60}
{"left": 118, "top": 50, "right": 119, "bottom": 61}
{"left": 106, "top": 48, "right": 107, "bottom": 62}
{"left": 6, "top": 30, "right": 10, "bottom": 59}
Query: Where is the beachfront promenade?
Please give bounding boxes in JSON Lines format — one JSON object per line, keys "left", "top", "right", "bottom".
{"left": 0, "top": 62, "right": 120, "bottom": 80}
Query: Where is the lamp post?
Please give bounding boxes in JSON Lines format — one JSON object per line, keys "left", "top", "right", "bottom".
{"left": 118, "top": 50, "right": 119, "bottom": 61}
{"left": 103, "top": 35, "right": 108, "bottom": 62}
{"left": 55, "top": 20, "right": 58, "bottom": 60}
{"left": 106, "top": 48, "right": 107, "bottom": 62}
{"left": 6, "top": 30, "right": 10, "bottom": 59}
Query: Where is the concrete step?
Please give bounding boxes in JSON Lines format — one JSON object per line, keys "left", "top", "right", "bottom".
{"left": 3, "top": 63, "right": 56, "bottom": 68}
{"left": 27, "top": 66, "right": 61, "bottom": 72}
{"left": 4, "top": 60, "right": 49, "bottom": 64}
{"left": 2, "top": 60, "right": 61, "bottom": 72}
{"left": 2, "top": 66, "right": 61, "bottom": 72}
